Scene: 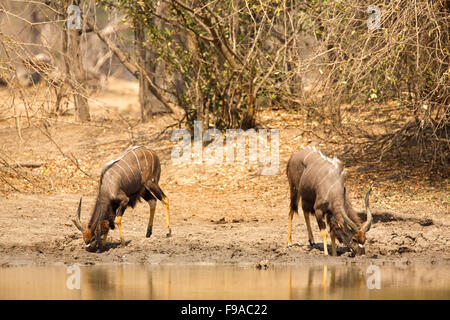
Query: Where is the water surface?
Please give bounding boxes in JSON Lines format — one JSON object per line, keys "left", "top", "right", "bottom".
{"left": 1, "top": 264, "right": 449, "bottom": 299}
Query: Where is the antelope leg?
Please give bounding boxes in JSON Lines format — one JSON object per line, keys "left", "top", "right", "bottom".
{"left": 320, "top": 228, "right": 329, "bottom": 256}
{"left": 100, "top": 229, "right": 109, "bottom": 248}
{"left": 115, "top": 215, "right": 125, "bottom": 245}
{"left": 314, "top": 210, "right": 329, "bottom": 255}
{"left": 304, "top": 211, "right": 315, "bottom": 246}
{"left": 114, "top": 193, "right": 129, "bottom": 245}
{"left": 287, "top": 206, "right": 294, "bottom": 246}
{"left": 330, "top": 230, "right": 337, "bottom": 256}
{"left": 146, "top": 199, "right": 156, "bottom": 238}
{"left": 162, "top": 196, "right": 171, "bottom": 237}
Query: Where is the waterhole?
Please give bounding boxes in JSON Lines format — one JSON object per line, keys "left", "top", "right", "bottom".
{"left": 1, "top": 264, "right": 449, "bottom": 299}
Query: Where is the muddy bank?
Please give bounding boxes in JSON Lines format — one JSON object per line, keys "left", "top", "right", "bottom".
{"left": 1, "top": 192, "right": 449, "bottom": 267}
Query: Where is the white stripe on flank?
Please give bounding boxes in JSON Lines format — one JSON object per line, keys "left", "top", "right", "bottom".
{"left": 107, "top": 179, "right": 114, "bottom": 197}
{"left": 123, "top": 157, "right": 139, "bottom": 182}
{"left": 103, "top": 168, "right": 119, "bottom": 197}
{"left": 108, "top": 167, "right": 121, "bottom": 181}
{"left": 132, "top": 150, "right": 141, "bottom": 173}
{"left": 302, "top": 147, "right": 316, "bottom": 163}
{"left": 151, "top": 150, "right": 156, "bottom": 173}
{"left": 148, "top": 150, "right": 155, "bottom": 175}
{"left": 143, "top": 149, "right": 149, "bottom": 176}
{"left": 132, "top": 149, "right": 143, "bottom": 183}
{"left": 316, "top": 166, "right": 332, "bottom": 187}
{"left": 115, "top": 162, "right": 132, "bottom": 184}
{"left": 311, "top": 161, "right": 326, "bottom": 185}
{"left": 325, "top": 178, "right": 341, "bottom": 201}
{"left": 299, "top": 159, "right": 323, "bottom": 189}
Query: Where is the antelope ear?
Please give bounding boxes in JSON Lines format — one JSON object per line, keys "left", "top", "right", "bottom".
{"left": 315, "top": 200, "right": 329, "bottom": 212}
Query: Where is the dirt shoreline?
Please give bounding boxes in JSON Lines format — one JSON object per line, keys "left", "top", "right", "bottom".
{"left": 1, "top": 192, "right": 449, "bottom": 268}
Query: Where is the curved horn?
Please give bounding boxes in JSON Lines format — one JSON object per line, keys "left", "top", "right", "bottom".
{"left": 338, "top": 187, "right": 359, "bottom": 231}
{"left": 341, "top": 204, "right": 359, "bottom": 232}
{"left": 362, "top": 185, "right": 373, "bottom": 232}
{"left": 72, "top": 198, "right": 85, "bottom": 232}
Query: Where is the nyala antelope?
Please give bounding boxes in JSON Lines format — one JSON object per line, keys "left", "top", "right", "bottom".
{"left": 73, "top": 146, "right": 171, "bottom": 252}
{"left": 286, "top": 146, "right": 373, "bottom": 256}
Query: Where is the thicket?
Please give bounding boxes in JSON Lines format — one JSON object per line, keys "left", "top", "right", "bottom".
{"left": 0, "top": 0, "right": 448, "bottom": 172}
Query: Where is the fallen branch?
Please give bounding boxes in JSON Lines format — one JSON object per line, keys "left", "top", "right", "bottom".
{"left": 14, "top": 163, "right": 44, "bottom": 168}
{"left": 356, "top": 208, "right": 438, "bottom": 227}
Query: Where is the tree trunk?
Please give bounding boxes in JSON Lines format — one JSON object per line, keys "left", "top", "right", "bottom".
{"left": 68, "top": 30, "right": 90, "bottom": 122}
{"left": 134, "top": 19, "right": 152, "bottom": 122}
{"left": 66, "top": 0, "right": 90, "bottom": 122}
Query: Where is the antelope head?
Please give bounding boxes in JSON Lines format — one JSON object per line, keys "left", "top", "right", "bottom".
{"left": 72, "top": 198, "right": 109, "bottom": 252}
{"left": 331, "top": 186, "right": 373, "bottom": 256}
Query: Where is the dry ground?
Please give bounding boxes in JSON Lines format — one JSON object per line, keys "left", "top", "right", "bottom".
{"left": 0, "top": 79, "right": 448, "bottom": 267}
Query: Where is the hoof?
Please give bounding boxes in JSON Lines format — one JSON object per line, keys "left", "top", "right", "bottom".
{"left": 287, "top": 242, "right": 301, "bottom": 248}
{"left": 166, "top": 230, "right": 172, "bottom": 238}
{"left": 85, "top": 246, "right": 97, "bottom": 253}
